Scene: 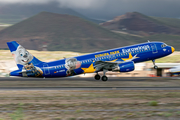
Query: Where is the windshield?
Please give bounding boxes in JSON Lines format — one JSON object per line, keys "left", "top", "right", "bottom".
{"left": 161, "top": 43, "right": 167, "bottom": 48}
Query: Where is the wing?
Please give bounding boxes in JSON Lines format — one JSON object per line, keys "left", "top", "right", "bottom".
{"left": 94, "top": 54, "right": 138, "bottom": 72}
{"left": 94, "top": 61, "right": 119, "bottom": 71}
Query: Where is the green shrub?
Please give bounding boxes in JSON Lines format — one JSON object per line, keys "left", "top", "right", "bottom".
{"left": 9, "top": 107, "right": 24, "bottom": 120}
{"left": 148, "top": 101, "right": 158, "bottom": 106}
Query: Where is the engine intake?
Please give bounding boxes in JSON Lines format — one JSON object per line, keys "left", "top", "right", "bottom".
{"left": 112, "top": 61, "right": 135, "bottom": 72}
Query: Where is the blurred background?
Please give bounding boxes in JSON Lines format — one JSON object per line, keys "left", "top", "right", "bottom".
{"left": 0, "top": 0, "right": 180, "bottom": 77}
{"left": 1, "top": 1, "right": 180, "bottom": 120}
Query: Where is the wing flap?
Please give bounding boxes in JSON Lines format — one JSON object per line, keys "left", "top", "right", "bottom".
{"left": 94, "top": 61, "right": 119, "bottom": 71}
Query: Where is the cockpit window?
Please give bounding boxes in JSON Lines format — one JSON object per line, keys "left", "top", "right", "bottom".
{"left": 161, "top": 43, "right": 167, "bottom": 48}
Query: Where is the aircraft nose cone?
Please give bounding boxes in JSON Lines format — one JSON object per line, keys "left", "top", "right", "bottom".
{"left": 171, "top": 47, "right": 175, "bottom": 53}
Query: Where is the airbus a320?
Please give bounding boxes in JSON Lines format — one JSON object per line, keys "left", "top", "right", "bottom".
{"left": 7, "top": 41, "right": 174, "bottom": 81}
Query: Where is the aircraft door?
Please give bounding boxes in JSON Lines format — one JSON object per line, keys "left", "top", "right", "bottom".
{"left": 150, "top": 44, "right": 158, "bottom": 54}
{"left": 43, "top": 64, "right": 50, "bottom": 75}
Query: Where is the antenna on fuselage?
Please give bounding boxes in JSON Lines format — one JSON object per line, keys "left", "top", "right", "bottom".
{"left": 147, "top": 40, "right": 150, "bottom": 42}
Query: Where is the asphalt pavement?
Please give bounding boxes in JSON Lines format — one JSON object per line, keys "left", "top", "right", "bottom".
{"left": 0, "top": 77, "right": 179, "bottom": 90}
{"left": 0, "top": 76, "right": 177, "bottom": 81}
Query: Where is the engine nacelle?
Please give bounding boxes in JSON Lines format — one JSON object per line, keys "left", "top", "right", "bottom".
{"left": 112, "top": 61, "right": 135, "bottom": 72}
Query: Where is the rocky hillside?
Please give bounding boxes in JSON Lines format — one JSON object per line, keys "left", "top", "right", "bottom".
{"left": 0, "top": 12, "right": 137, "bottom": 52}
{"left": 100, "top": 12, "right": 180, "bottom": 35}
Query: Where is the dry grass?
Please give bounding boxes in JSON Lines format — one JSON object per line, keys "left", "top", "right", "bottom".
{"left": 0, "top": 90, "right": 180, "bottom": 120}
{"left": 155, "top": 51, "right": 180, "bottom": 63}
{"left": 0, "top": 78, "right": 179, "bottom": 119}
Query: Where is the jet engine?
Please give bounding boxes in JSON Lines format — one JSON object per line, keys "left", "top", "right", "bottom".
{"left": 112, "top": 61, "right": 135, "bottom": 72}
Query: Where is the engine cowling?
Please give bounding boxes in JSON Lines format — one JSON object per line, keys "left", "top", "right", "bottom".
{"left": 112, "top": 61, "right": 135, "bottom": 72}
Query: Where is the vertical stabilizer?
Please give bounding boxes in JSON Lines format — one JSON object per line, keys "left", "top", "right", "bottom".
{"left": 7, "top": 41, "right": 43, "bottom": 69}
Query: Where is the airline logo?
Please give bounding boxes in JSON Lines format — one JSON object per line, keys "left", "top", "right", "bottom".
{"left": 122, "top": 45, "right": 150, "bottom": 53}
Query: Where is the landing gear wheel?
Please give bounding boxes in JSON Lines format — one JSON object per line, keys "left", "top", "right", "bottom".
{"left": 154, "top": 65, "right": 158, "bottom": 69}
{"left": 102, "top": 76, "right": 108, "bottom": 81}
{"left": 152, "top": 60, "right": 158, "bottom": 69}
{"left": 94, "top": 74, "right": 100, "bottom": 80}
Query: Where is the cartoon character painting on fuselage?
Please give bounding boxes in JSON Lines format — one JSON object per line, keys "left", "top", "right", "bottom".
{"left": 7, "top": 41, "right": 175, "bottom": 81}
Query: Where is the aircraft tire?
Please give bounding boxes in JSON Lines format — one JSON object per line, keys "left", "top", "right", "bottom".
{"left": 154, "top": 65, "right": 158, "bottom": 69}
{"left": 102, "top": 76, "right": 108, "bottom": 81}
{"left": 94, "top": 74, "right": 101, "bottom": 80}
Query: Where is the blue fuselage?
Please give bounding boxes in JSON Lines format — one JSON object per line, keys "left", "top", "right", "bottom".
{"left": 10, "top": 42, "right": 174, "bottom": 77}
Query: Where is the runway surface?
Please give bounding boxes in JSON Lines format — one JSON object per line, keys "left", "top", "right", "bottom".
{"left": 0, "top": 76, "right": 178, "bottom": 81}
{"left": 0, "top": 77, "right": 179, "bottom": 90}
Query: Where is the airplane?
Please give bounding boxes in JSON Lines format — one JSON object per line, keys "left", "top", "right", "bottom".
{"left": 169, "top": 65, "right": 180, "bottom": 76}
{"left": 7, "top": 41, "right": 174, "bottom": 81}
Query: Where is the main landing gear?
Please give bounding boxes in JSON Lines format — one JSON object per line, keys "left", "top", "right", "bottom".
{"left": 94, "top": 69, "right": 108, "bottom": 81}
{"left": 102, "top": 76, "right": 108, "bottom": 81}
{"left": 152, "top": 59, "right": 158, "bottom": 69}
{"left": 94, "top": 74, "right": 100, "bottom": 80}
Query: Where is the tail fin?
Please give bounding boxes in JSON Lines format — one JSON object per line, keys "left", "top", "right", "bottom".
{"left": 7, "top": 41, "right": 43, "bottom": 69}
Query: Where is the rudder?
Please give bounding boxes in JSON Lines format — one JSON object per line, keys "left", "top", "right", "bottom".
{"left": 7, "top": 41, "right": 43, "bottom": 69}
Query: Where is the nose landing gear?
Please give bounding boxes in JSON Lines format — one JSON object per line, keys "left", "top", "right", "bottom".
{"left": 152, "top": 59, "right": 158, "bottom": 69}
